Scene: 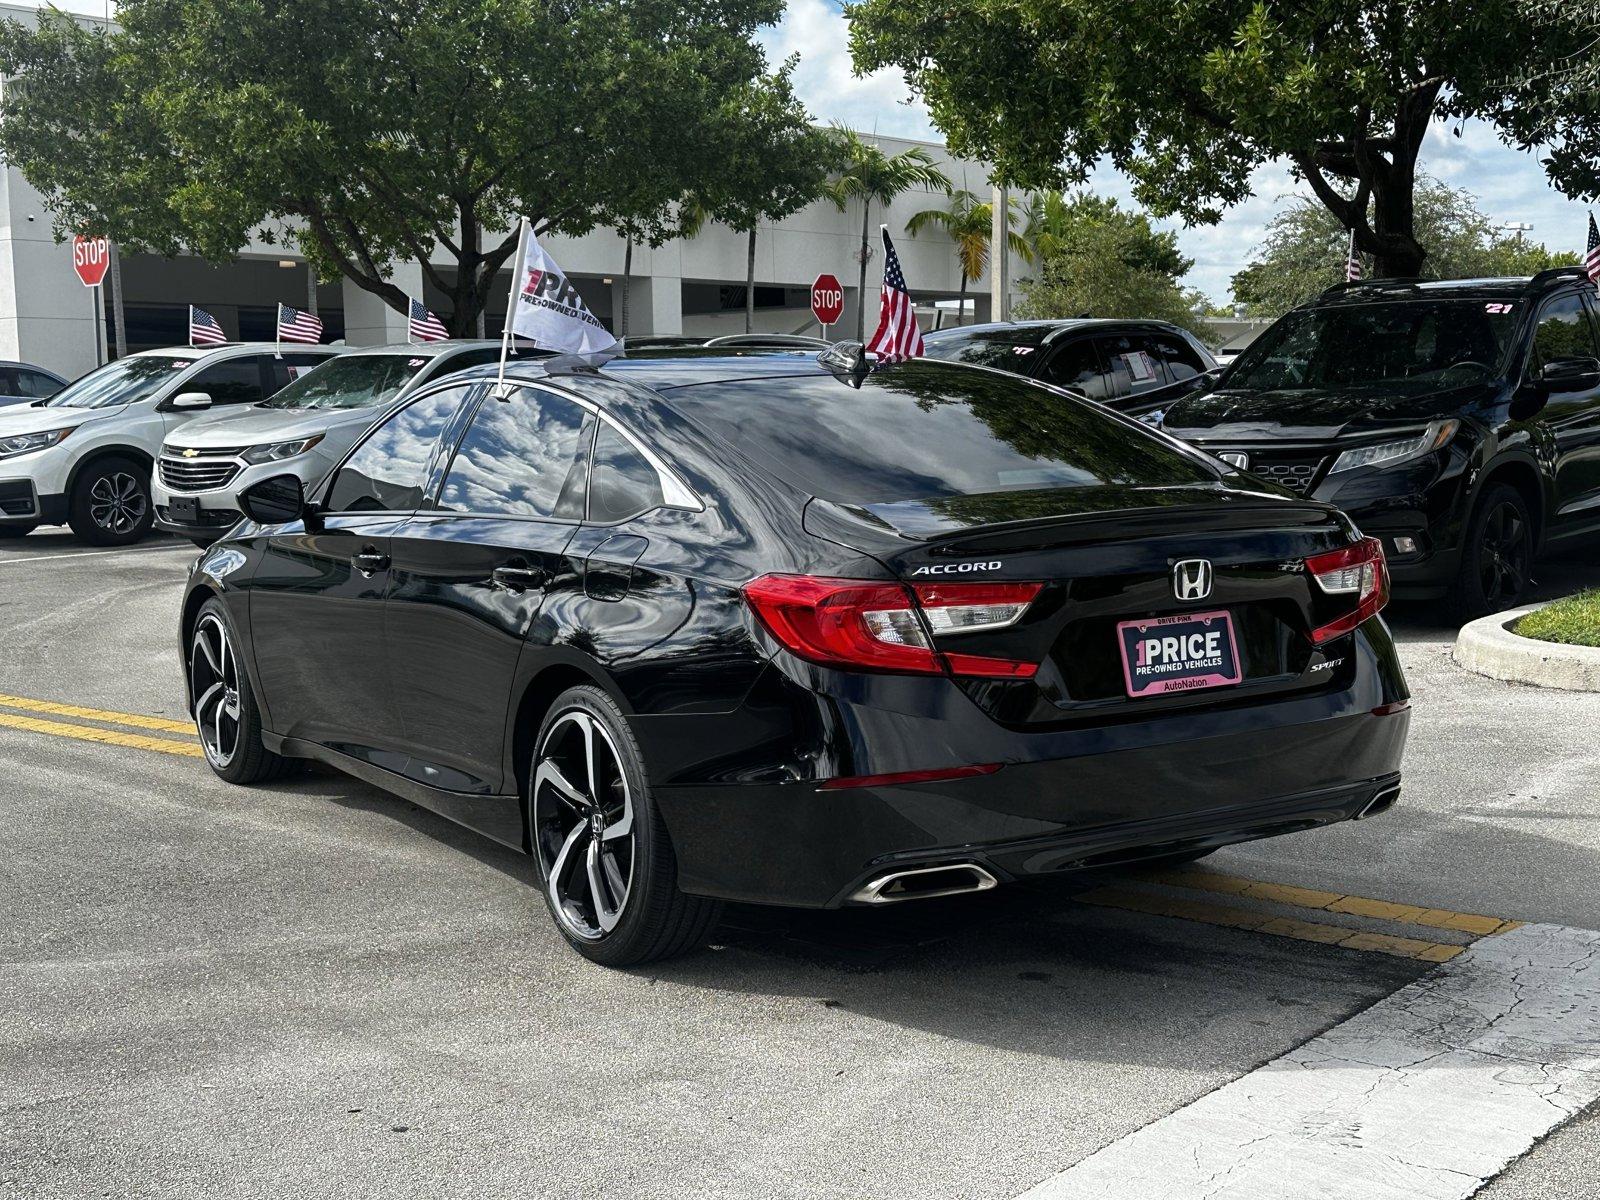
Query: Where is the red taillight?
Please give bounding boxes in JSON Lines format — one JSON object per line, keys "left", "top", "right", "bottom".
{"left": 818, "top": 763, "right": 1003, "bottom": 791}
{"left": 742, "top": 575, "right": 1041, "bottom": 678}
{"left": 1305, "top": 536, "right": 1390, "bottom": 644}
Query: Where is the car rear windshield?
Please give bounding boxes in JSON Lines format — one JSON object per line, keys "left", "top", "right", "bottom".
{"left": 667, "top": 363, "right": 1218, "bottom": 505}
{"left": 1225, "top": 299, "right": 1521, "bottom": 392}
{"left": 44, "top": 356, "right": 195, "bottom": 409}
{"left": 262, "top": 354, "right": 432, "bottom": 410}
{"left": 921, "top": 326, "right": 1053, "bottom": 371}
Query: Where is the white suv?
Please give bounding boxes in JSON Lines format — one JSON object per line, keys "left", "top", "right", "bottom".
{"left": 0, "top": 344, "right": 337, "bottom": 545}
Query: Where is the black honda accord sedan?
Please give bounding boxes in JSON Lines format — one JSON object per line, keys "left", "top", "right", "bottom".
{"left": 179, "top": 346, "right": 1410, "bottom": 965}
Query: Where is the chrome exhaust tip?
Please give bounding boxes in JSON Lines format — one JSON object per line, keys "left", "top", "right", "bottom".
{"left": 849, "top": 863, "right": 999, "bottom": 905}
{"left": 1355, "top": 785, "right": 1401, "bottom": 820}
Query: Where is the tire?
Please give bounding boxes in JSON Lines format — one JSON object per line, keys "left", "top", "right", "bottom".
{"left": 528, "top": 684, "right": 721, "bottom": 966}
{"left": 67, "top": 455, "right": 154, "bottom": 546}
{"left": 189, "top": 598, "right": 290, "bottom": 784}
{"left": 1448, "top": 483, "right": 1534, "bottom": 622}
{"left": 0, "top": 524, "right": 35, "bottom": 539}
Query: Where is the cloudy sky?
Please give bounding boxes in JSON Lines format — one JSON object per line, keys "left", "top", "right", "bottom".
{"left": 763, "top": 0, "right": 1596, "bottom": 305}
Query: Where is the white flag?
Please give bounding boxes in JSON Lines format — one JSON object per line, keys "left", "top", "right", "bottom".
{"left": 508, "top": 231, "right": 618, "bottom": 354}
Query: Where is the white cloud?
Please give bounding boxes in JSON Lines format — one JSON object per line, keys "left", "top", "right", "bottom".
{"left": 766, "top": 1, "right": 1596, "bottom": 303}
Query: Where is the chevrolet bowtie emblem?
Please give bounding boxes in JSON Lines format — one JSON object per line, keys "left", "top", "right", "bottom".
{"left": 182, "top": 448, "right": 199, "bottom": 458}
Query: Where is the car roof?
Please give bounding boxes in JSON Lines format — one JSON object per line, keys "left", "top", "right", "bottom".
{"left": 127, "top": 343, "right": 341, "bottom": 361}
{"left": 1308, "top": 268, "right": 1592, "bottom": 307}
{"left": 923, "top": 318, "right": 1197, "bottom": 345}
{"left": 342, "top": 339, "right": 508, "bottom": 359}
{"left": 445, "top": 346, "right": 837, "bottom": 396}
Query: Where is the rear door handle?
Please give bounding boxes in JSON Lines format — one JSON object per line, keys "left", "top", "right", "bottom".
{"left": 492, "top": 565, "right": 549, "bottom": 593}
{"left": 352, "top": 548, "right": 389, "bottom": 576}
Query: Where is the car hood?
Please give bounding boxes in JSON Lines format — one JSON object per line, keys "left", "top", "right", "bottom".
{"left": 1162, "top": 380, "right": 1494, "bottom": 441}
{"left": 168, "top": 403, "right": 386, "bottom": 449}
{"left": 0, "top": 403, "right": 122, "bottom": 435}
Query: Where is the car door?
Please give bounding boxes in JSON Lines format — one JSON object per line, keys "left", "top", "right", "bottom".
{"left": 384, "top": 382, "right": 592, "bottom": 796}
{"left": 1528, "top": 292, "right": 1600, "bottom": 527}
{"left": 242, "top": 383, "right": 478, "bottom": 761}
{"left": 158, "top": 354, "right": 274, "bottom": 440}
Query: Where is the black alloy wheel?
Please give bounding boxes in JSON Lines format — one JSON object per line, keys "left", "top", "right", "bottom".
{"left": 190, "top": 599, "right": 287, "bottom": 784}
{"left": 1453, "top": 483, "right": 1533, "bottom": 621}
{"left": 68, "top": 456, "right": 153, "bottom": 545}
{"left": 530, "top": 685, "right": 720, "bottom": 966}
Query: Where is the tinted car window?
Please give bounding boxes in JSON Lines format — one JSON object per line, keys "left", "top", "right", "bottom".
{"left": 589, "top": 422, "right": 665, "bottom": 522}
{"left": 262, "top": 354, "right": 429, "bottom": 411}
{"left": 437, "top": 387, "right": 590, "bottom": 519}
{"left": 1530, "top": 294, "right": 1599, "bottom": 368}
{"left": 326, "top": 384, "right": 476, "bottom": 512}
{"left": 1039, "top": 340, "right": 1111, "bottom": 398}
{"left": 1226, "top": 300, "right": 1519, "bottom": 392}
{"left": 671, "top": 362, "right": 1217, "bottom": 505}
{"left": 187, "top": 358, "right": 267, "bottom": 405}
{"left": 921, "top": 327, "right": 1053, "bottom": 371}
{"left": 15, "top": 369, "right": 59, "bottom": 397}
{"left": 45, "top": 356, "right": 196, "bottom": 409}
{"left": 1102, "top": 335, "right": 1170, "bottom": 396}
{"left": 1148, "top": 334, "right": 1207, "bottom": 382}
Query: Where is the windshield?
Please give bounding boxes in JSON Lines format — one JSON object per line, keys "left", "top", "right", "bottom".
{"left": 922, "top": 327, "right": 1052, "bottom": 371}
{"left": 1225, "top": 299, "right": 1520, "bottom": 392}
{"left": 261, "top": 354, "right": 431, "bottom": 410}
{"left": 45, "top": 356, "right": 194, "bottom": 409}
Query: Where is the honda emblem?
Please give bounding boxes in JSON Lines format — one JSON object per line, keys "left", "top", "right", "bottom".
{"left": 1217, "top": 451, "right": 1249, "bottom": 470}
{"left": 1173, "top": 559, "right": 1214, "bottom": 601}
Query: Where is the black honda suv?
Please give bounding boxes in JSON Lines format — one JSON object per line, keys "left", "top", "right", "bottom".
{"left": 1161, "top": 268, "right": 1600, "bottom": 617}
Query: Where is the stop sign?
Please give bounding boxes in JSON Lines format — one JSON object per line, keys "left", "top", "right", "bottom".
{"left": 72, "top": 235, "right": 110, "bottom": 288}
{"left": 811, "top": 273, "right": 843, "bottom": 327}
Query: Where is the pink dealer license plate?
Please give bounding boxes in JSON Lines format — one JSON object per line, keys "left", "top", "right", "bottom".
{"left": 1116, "top": 610, "right": 1243, "bottom": 698}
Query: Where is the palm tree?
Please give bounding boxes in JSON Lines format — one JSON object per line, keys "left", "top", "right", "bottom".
{"left": 905, "top": 189, "right": 1032, "bottom": 326}
{"left": 821, "top": 128, "right": 952, "bottom": 341}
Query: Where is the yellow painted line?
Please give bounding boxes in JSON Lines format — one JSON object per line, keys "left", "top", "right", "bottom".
{"left": 1076, "top": 885, "right": 1465, "bottom": 962}
{"left": 0, "top": 693, "right": 196, "bottom": 737}
{"left": 0, "top": 710, "right": 204, "bottom": 758}
{"left": 1145, "top": 868, "right": 1521, "bottom": 938}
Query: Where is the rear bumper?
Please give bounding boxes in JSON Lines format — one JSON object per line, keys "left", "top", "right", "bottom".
{"left": 649, "top": 630, "right": 1411, "bottom": 908}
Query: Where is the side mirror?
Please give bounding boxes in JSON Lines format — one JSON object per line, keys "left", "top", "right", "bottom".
{"left": 238, "top": 473, "right": 311, "bottom": 526}
{"left": 167, "top": 391, "right": 213, "bottom": 410}
{"left": 1534, "top": 356, "right": 1600, "bottom": 393}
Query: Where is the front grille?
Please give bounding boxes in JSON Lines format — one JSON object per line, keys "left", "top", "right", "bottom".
{"left": 159, "top": 457, "right": 241, "bottom": 492}
{"left": 0, "top": 479, "right": 36, "bottom": 516}
{"left": 1221, "top": 450, "right": 1329, "bottom": 494}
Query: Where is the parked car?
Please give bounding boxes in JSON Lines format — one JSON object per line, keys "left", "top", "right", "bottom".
{"left": 1160, "top": 268, "right": 1600, "bottom": 618}
{"left": 0, "top": 344, "right": 337, "bottom": 544}
{"left": 0, "top": 361, "right": 66, "bottom": 409}
{"left": 180, "top": 345, "right": 1409, "bottom": 966}
{"left": 153, "top": 341, "right": 544, "bottom": 546}
{"left": 922, "top": 319, "right": 1218, "bottom": 416}
{"left": 627, "top": 334, "right": 831, "bottom": 350}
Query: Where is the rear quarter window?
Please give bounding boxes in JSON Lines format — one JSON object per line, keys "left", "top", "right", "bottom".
{"left": 667, "top": 362, "right": 1217, "bottom": 505}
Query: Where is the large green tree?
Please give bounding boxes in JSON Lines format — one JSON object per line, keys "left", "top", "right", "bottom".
{"left": 1014, "top": 192, "right": 1203, "bottom": 333}
{"left": 821, "top": 129, "right": 951, "bottom": 340}
{"left": 0, "top": 0, "right": 813, "bottom": 335}
{"left": 904, "top": 188, "right": 1030, "bottom": 319}
{"left": 1233, "top": 177, "right": 1581, "bottom": 317}
{"left": 849, "top": 0, "right": 1591, "bottom": 278}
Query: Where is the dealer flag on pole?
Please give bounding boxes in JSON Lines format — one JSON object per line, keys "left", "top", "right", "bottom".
{"left": 865, "top": 226, "right": 924, "bottom": 363}
{"left": 508, "top": 229, "right": 617, "bottom": 355}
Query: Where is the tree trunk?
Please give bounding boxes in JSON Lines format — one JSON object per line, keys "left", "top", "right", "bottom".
{"left": 621, "top": 235, "right": 633, "bottom": 339}
{"left": 857, "top": 200, "right": 872, "bottom": 342}
{"left": 108, "top": 242, "right": 126, "bottom": 360}
{"left": 745, "top": 226, "right": 757, "bottom": 335}
{"left": 957, "top": 273, "right": 968, "bottom": 326}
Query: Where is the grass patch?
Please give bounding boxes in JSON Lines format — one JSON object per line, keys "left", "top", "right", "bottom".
{"left": 1515, "top": 590, "right": 1600, "bottom": 648}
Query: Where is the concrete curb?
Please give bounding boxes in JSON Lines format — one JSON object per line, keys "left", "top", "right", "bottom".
{"left": 1453, "top": 603, "right": 1600, "bottom": 692}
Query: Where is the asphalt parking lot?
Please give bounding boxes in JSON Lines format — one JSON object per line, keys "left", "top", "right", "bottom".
{"left": 3, "top": 532, "right": 1600, "bottom": 1199}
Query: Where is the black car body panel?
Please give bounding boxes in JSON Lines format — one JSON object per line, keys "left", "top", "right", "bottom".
{"left": 1163, "top": 272, "right": 1600, "bottom": 596}
{"left": 181, "top": 348, "right": 1409, "bottom": 910}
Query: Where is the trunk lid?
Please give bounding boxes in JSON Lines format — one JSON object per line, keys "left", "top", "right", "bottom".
{"left": 805, "top": 486, "right": 1363, "bottom": 726}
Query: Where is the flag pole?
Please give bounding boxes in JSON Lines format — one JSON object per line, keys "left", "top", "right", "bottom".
{"left": 274, "top": 304, "right": 283, "bottom": 359}
{"left": 494, "top": 217, "right": 530, "bottom": 400}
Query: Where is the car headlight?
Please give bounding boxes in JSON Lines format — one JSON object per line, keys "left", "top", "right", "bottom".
{"left": 242, "top": 434, "right": 324, "bottom": 465}
{"left": 1328, "top": 420, "right": 1458, "bottom": 475}
{"left": 0, "top": 427, "right": 73, "bottom": 460}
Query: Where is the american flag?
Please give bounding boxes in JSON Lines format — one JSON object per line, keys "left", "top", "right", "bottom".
{"left": 408, "top": 297, "right": 448, "bottom": 342}
{"left": 276, "top": 303, "right": 323, "bottom": 344}
{"left": 1585, "top": 214, "right": 1600, "bottom": 290}
{"left": 865, "top": 227, "right": 924, "bottom": 363}
{"left": 1345, "top": 227, "right": 1362, "bottom": 283}
{"left": 189, "top": 305, "right": 227, "bottom": 346}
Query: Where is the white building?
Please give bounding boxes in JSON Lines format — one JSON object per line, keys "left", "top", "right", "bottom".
{"left": 0, "top": 3, "right": 1028, "bottom": 379}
